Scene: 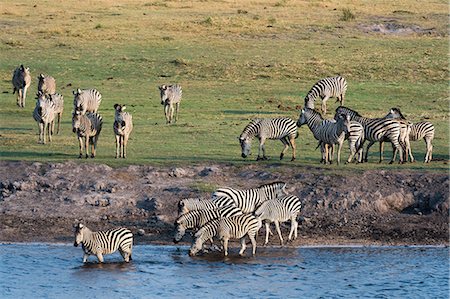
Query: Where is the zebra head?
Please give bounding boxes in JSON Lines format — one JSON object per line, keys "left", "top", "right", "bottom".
{"left": 173, "top": 218, "right": 187, "bottom": 243}
{"left": 189, "top": 229, "right": 205, "bottom": 257}
{"left": 336, "top": 113, "right": 351, "bottom": 134}
{"left": 178, "top": 199, "right": 188, "bottom": 215}
{"left": 159, "top": 85, "right": 168, "bottom": 105}
{"left": 73, "top": 223, "right": 86, "bottom": 247}
{"left": 238, "top": 136, "right": 251, "bottom": 158}
{"left": 72, "top": 111, "right": 82, "bottom": 133}
{"left": 385, "top": 108, "right": 406, "bottom": 120}
{"left": 114, "top": 103, "right": 126, "bottom": 113}
{"left": 297, "top": 108, "right": 307, "bottom": 127}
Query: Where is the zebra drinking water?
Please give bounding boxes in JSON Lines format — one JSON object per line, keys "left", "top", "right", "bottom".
{"left": 37, "top": 74, "right": 56, "bottom": 96}
{"left": 33, "top": 92, "right": 56, "bottom": 144}
{"left": 189, "top": 214, "right": 262, "bottom": 257}
{"left": 12, "top": 65, "right": 31, "bottom": 108}
{"left": 304, "top": 76, "right": 347, "bottom": 115}
{"left": 159, "top": 84, "right": 182, "bottom": 124}
{"left": 254, "top": 195, "right": 302, "bottom": 246}
{"left": 72, "top": 111, "right": 103, "bottom": 158}
{"left": 239, "top": 117, "right": 299, "bottom": 161}
{"left": 73, "top": 88, "right": 102, "bottom": 115}
{"left": 73, "top": 223, "right": 133, "bottom": 263}
{"left": 113, "top": 104, "right": 133, "bottom": 159}
{"left": 212, "top": 181, "right": 288, "bottom": 214}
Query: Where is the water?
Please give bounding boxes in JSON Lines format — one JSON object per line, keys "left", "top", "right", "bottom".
{"left": 0, "top": 244, "right": 448, "bottom": 298}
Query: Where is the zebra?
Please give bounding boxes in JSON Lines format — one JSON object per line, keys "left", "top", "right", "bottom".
{"left": 33, "top": 92, "right": 56, "bottom": 144}
{"left": 37, "top": 74, "right": 56, "bottom": 96}
{"left": 159, "top": 84, "right": 182, "bottom": 124}
{"left": 12, "top": 64, "right": 31, "bottom": 108}
{"left": 72, "top": 111, "right": 103, "bottom": 158}
{"left": 304, "top": 76, "right": 347, "bottom": 115}
{"left": 239, "top": 117, "right": 299, "bottom": 161}
{"left": 297, "top": 108, "right": 350, "bottom": 164}
{"left": 174, "top": 205, "right": 243, "bottom": 243}
{"left": 212, "top": 181, "right": 288, "bottom": 214}
{"left": 47, "top": 93, "right": 64, "bottom": 135}
{"left": 254, "top": 195, "right": 302, "bottom": 246}
{"left": 113, "top": 104, "right": 133, "bottom": 159}
{"left": 335, "top": 106, "right": 406, "bottom": 164}
{"left": 178, "top": 196, "right": 235, "bottom": 216}
{"left": 341, "top": 119, "right": 365, "bottom": 163}
{"left": 73, "top": 223, "right": 133, "bottom": 263}
{"left": 384, "top": 108, "right": 435, "bottom": 163}
{"left": 73, "top": 88, "right": 102, "bottom": 115}
{"left": 189, "top": 214, "right": 262, "bottom": 257}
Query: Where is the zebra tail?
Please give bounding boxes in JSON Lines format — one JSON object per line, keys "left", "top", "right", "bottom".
{"left": 315, "top": 141, "right": 322, "bottom": 150}
{"left": 295, "top": 131, "right": 299, "bottom": 139}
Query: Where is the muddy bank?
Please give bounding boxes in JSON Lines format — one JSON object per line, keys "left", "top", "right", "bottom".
{"left": 0, "top": 161, "right": 448, "bottom": 246}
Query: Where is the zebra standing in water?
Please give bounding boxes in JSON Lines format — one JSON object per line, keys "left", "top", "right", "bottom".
{"left": 189, "top": 214, "right": 261, "bottom": 257}
{"left": 33, "top": 92, "right": 56, "bottom": 144}
{"left": 385, "top": 108, "right": 435, "bottom": 163}
{"left": 212, "top": 181, "right": 287, "bottom": 214}
{"left": 73, "top": 223, "right": 133, "bottom": 263}
{"left": 173, "top": 205, "right": 242, "bottom": 243}
{"left": 47, "top": 93, "right": 64, "bottom": 135}
{"left": 254, "top": 195, "right": 302, "bottom": 246}
{"left": 73, "top": 88, "right": 102, "bottom": 115}
{"left": 37, "top": 74, "right": 56, "bottom": 96}
{"left": 12, "top": 65, "right": 31, "bottom": 108}
{"left": 304, "top": 76, "right": 347, "bottom": 115}
{"left": 178, "top": 197, "right": 236, "bottom": 215}
{"left": 239, "top": 117, "right": 299, "bottom": 161}
{"left": 72, "top": 111, "right": 103, "bottom": 158}
{"left": 297, "top": 108, "right": 350, "bottom": 165}
{"left": 113, "top": 104, "right": 133, "bottom": 159}
{"left": 335, "top": 106, "right": 406, "bottom": 164}
{"left": 159, "top": 84, "right": 182, "bottom": 124}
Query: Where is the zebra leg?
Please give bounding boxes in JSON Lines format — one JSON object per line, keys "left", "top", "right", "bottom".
{"left": 364, "top": 141, "right": 376, "bottom": 163}
{"left": 257, "top": 137, "right": 267, "bottom": 160}
{"left": 279, "top": 137, "right": 289, "bottom": 160}
{"left": 337, "top": 142, "right": 343, "bottom": 165}
{"left": 169, "top": 105, "right": 175, "bottom": 124}
{"left": 288, "top": 216, "right": 297, "bottom": 241}
{"left": 22, "top": 86, "right": 28, "bottom": 108}
{"left": 115, "top": 135, "right": 120, "bottom": 158}
{"left": 389, "top": 143, "right": 398, "bottom": 164}
{"left": 274, "top": 221, "right": 283, "bottom": 246}
{"left": 290, "top": 136, "right": 296, "bottom": 161}
{"left": 84, "top": 137, "right": 89, "bottom": 159}
{"left": 329, "top": 144, "right": 335, "bottom": 164}
{"left": 249, "top": 233, "right": 257, "bottom": 256}
{"left": 57, "top": 113, "right": 61, "bottom": 134}
{"left": 91, "top": 136, "right": 98, "bottom": 158}
{"left": 407, "top": 139, "right": 414, "bottom": 163}
{"left": 321, "top": 95, "right": 330, "bottom": 115}
{"left": 96, "top": 253, "right": 104, "bottom": 263}
{"left": 424, "top": 138, "right": 432, "bottom": 163}
{"left": 78, "top": 136, "right": 83, "bottom": 158}
{"left": 38, "top": 123, "right": 44, "bottom": 144}
{"left": 223, "top": 238, "right": 229, "bottom": 256}
{"left": 264, "top": 222, "right": 271, "bottom": 245}
{"left": 347, "top": 139, "right": 356, "bottom": 164}
{"left": 239, "top": 237, "right": 247, "bottom": 256}
{"left": 123, "top": 135, "right": 128, "bottom": 158}
{"left": 16, "top": 89, "right": 21, "bottom": 107}
{"left": 175, "top": 102, "right": 180, "bottom": 122}
{"left": 43, "top": 123, "right": 48, "bottom": 145}
{"left": 164, "top": 104, "right": 170, "bottom": 124}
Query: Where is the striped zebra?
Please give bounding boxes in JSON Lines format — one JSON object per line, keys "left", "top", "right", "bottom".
{"left": 254, "top": 195, "right": 302, "bottom": 246}
{"left": 304, "top": 76, "right": 347, "bottom": 115}
{"left": 113, "top": 104, "right": 133, "bottom": 159}
{"left": 189, "top": 214, "right": 262, "bottom": 257}
{"left": 73, "top": 223, "right": 133, "bottom": 263}
{"left": 174, "top": 205, "right": 243, "bottom": 243}
{"left": 47, "top": 93, "right": 64, "bottom": 135}
{"left": 212, "top": 181, "right": 288, "bottom": 214}
{"left": 12, "top": 64, "right": 31, "bottom": 108}
{"left": 73, "top": 88, "right": 102, "bottom": 115}
{"left": 33, "top": 92, "right": 56, "bottom": 144}
{"left": 335, "top": 106, "right": 406, "bottom": 164}
{"left": 239, "top": 117, "right": 299, "bottom": 161}
{"left": 385, "top": 108, "right": 435, "bottom": 163}
{"left": 297, "top": 108, "right": 350, "bottom": 164}
{"left": 37, "top": 74, "right": 56, "bottom": 96}
{"left": 159, "top": 84, "right": 182, "bottom": 124}
{"left": 178, "top": 196, "right": 235, "bottom": 215}
{"left": 72, "top": 111, "right": 103, "bottom": 158}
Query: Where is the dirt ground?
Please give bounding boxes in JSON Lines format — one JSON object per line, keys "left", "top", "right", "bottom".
{"left": 0, "top": 161, "right": 448, "bottom": 247}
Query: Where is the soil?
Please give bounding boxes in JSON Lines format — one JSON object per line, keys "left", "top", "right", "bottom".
{"left": 0, "top": 161, "right": 448, "bottom": 247}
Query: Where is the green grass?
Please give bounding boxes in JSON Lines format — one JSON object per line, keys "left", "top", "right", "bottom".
{"left": 0, "top": 0, "right": 448, "bottom": 171}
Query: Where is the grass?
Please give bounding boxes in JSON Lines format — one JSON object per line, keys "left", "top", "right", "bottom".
{"left": 0, "top": 0, "right": 448, "bottom": 172}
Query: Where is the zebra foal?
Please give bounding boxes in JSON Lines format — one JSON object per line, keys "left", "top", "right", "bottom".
{"left": 12, "top": 65, "right": 31, "bottom": 108}
{"left": 304, "top": 76, "right": 347, "bottom": 115}
{"left": 113, "top": 104, "right": 133, "bottom": 159}
{"left": 239, "top": 117, "right": 298, "bottom": 161}
{"left": 73, "top": 223, "right": 133, "bottom": 263}
{"left": 33, "top": 92, "right": 56, "bottom": 144}
{"left": 73, "top": 88, "right": 102, "bottom": 115}
{"left": 159, "top": 84, "right": 182, "bottom": 124}
{"left": 37, "top": 74, "right": 56, "bottom": 96}
{"left": 189, "top": 214, "right": 262, "bottom": 257}
{"left": 72, "top": 111, "right": 103, "bottom": 158}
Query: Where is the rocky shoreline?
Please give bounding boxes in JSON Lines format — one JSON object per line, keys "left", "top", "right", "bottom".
{"left": 0, "top": 161, "right": 448, "bottom": 246}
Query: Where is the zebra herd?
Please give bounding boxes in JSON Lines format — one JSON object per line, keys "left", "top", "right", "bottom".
{"left": 239, "top": 75, "right": 435, "bottom": 164}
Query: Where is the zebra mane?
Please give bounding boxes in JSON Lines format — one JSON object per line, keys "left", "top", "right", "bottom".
{"left": 336, "top": 106, "right": 361, "bottom": 117}
{"left": 390, "top": 108, "right": 406, "bottom": 120}
{"left": 257, "top": 181, "right": 286, "bottom": 189}
{"left": 304, "top": 107, "right": 324, "bottom": 120}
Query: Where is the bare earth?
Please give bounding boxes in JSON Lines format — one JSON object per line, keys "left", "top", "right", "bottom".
{"left": 0, "top": 161, "right": 448, "bottom": 247}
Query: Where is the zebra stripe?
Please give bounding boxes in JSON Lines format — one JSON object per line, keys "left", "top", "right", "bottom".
{"left": 159, "top": 84, "right": 182, "bottom": 124}
{"left": 297, "top": 108, "right": 349, "bottom": 164}
{"left": 73, "top": 223, "right": 133, "bottom": 263}
{"left": 33, "top": 92, "right": 56, "bottom": 144}
{"left": 304, "top": 76, "right": 347, "bottom": 114}
{"left": 178, "top": 196, "right": 235, "bottom": 215}
{"left": 239, "top": 117, "right": 299, "bottom": 161}
{"left": 113, "top": 104, "right": 133, "bottom": 159}
{"left": 254, "top": 195, "right": 302, "bottom": 245}
{"left": 174, "top": 205, "right": 243, "bottom": 243}
{"left": 385, "top": 108, "right": 435, "bottom": 163}
{"left": 37, "top": 74, "right": 56, "bottom": 96}
{"left": 335, "top": 106, "right": 405, "bottom": 164}
{"left": 189, "top": 214, "right": 261, "bottom": 257}
{"left": 212, "top": 181, "right": 287, "bottom": 214}
{"left": 73, "top": 88, "right": 102, "bottom": 115}
{"left": 12, "top": 65, "right": 31, "bottom": 108}
{"left": 47, "top": 93, "right": 64, "bottom": 135}
{"left": 72, "top": 111, "right": 103, "bottom": 158}
{"left": 346, "top": 120, "right": 365, "bottom": 163}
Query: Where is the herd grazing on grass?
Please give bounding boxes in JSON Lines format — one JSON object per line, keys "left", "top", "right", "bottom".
{"left": 9, "top": 65, "right": 437, "bottom": 260}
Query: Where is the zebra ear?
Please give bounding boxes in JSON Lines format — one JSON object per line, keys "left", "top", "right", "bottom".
{"left": 114, "top": 103, "right": 119, "bottom": 110}
{"left": 121, "top": 105, "right": 126, "bottom": 111}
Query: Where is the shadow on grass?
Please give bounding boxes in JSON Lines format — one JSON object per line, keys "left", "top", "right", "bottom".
{"left": 222, "top": 110, "right": 279, "bottom": 115}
